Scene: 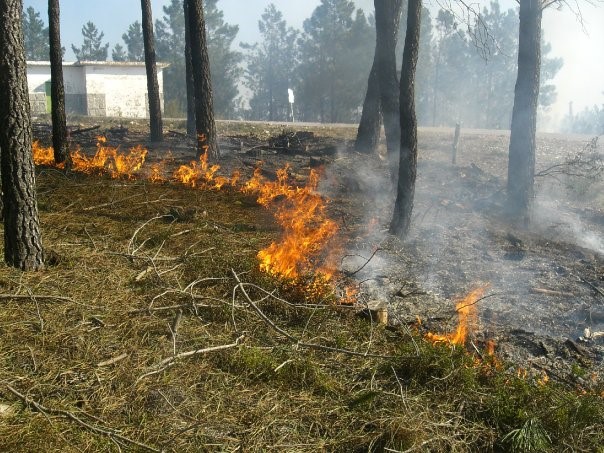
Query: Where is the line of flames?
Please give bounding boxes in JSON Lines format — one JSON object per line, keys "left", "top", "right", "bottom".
{"left": 33, "top": 137, "right": 341, "bottom": 291}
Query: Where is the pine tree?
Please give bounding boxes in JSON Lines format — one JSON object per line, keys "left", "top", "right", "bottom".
{"left": 187, "top": 0, "right": 219, "bottom": 158}
{"left": 297, "top": 0, "right": 374, "bottom": 123}
{"left": 155, "top": 0, "right": 241, "bottom": 118}
{"left": 141, "top": 0, "right": 163, "bottom": 142}
{"left": 390, "top": 0, "right": 421, "bottom": 239}
{"left": 49, "top": 0, "right": 69, "bottom": 165}
{"left": 241, "top": 4, "right": 298, "bottom": 121}
{"left": 112, "top": 43, "right": 127, "bottom": 61}
{"left": 122, "top": 20, "right": 145, "bottom": 61}
{"left": 22, "top": 6, "right": 49, "bottom": 60}
{"left": 0, "top": 0, "right": 45, "bottom": 270}
{"left": 71, "top": 21, "right": 109, "bottom": 61}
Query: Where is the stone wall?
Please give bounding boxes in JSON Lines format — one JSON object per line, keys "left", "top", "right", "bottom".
{"left": 85, "top": 94, "right": 106, "bottom": 117}
{"left": 29, "top": 93, "right": 47, "bottom": 115}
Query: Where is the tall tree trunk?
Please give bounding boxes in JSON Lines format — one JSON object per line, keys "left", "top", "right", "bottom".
{"left": 507, "top": 0, "right": 542, "bottom": 226}
{"left": 187, "top": 0, "right": 219, "bottom": 159}
{"left": 355, "top": 55, "right": 382, "bottom": 154}
{"left": 48, "top": 0, "right": 68, "bottom": 164}
{"left": 141, "top": 0, "right": 163, "bottom": 142}
{"left": 0, "top": 0, "right": 44, "bottom": 270}
{"left": 375, "top": 0, "right": 403, "bottom": 174}
{"left": 390, "top": 0, "right": 421, "bottom": 239}
{"left": 183, "top": 0, "right": 196, "bottom": 137}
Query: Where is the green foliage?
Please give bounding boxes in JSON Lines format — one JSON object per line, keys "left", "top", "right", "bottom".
{"left": 122, "top": 20, "right": 144, "bottom": 61}
{"left": 296, "top": 0, "right": 375, "bottom": 123}
{"left": 22, "top": 6, "right": 49, "bottom": 60}
{"left": 563, "top": 103, "right": 604, "bottom": 135}
{"left": 111, "top": 43, "right": 127, "bottom": 62}
{"left": 71, "top": 21, "right": 109, "bottom": 61}
{"left": 501, "top": 418, "right": 551, "bottom": 452}
{"left": 155, "top": 0, "right": 242, "bottom": 118}
{"left": 395, "top": 2, "right": 562, "bottom": 129}
{"left": 241, "top": 4, "right": 299, "bottom": 121}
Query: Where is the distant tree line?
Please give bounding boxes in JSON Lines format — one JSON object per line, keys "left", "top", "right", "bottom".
{"left": 21, "top": 0, "right": 581, "bottom": 131}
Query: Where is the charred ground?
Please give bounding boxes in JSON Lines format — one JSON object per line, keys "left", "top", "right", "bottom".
{"left": 0, "top": 118, "right": 602, "bottom": 452}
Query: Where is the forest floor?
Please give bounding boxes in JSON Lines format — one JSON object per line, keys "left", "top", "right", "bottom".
{"left": 0, "top": 117, "right": 602, "bottom": 452}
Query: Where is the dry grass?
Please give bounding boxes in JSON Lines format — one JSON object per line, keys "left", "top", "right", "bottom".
{"left": 0, "top": 144, "right": 602, "bottom": 452}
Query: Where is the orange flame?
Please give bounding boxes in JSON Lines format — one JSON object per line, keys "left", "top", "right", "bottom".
{"left": 256, "top": 167, "right": 339, "bottom": 280}
{"left": 426, "top": 285, "right": 489, "bottom": 346}
{"left": 173, "top": 150, "right": 225, "bottom": 188}
{"left": 32, "top": 137, "right": 347, "bottom": 299}
{"left": 70, "top": 136, "right": 147, "bottom": 179}
{"left": 32, "top": 141, "right": 59, "bottom": 167}
{"left": 486, "top": 339, "right": 496, "bottom": 355}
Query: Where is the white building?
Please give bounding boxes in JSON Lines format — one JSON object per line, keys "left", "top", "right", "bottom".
{"left": 27, "top": 61, "right": 167, "bottom": 119}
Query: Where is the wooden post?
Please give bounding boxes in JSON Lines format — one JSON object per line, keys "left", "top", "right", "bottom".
{"left": 452, "top": 122, "right": 460, "bottom": 164}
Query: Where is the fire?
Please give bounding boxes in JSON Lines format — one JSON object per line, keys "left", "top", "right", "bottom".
{"left": 256, "top": 166, "right": 339, "bottom": 280}
{"left": 70, "top": 136, "right": 148, "bottom": 179}
{"left": 486, "top": 339, "right": 496, "bottom": 355}
{"left": 32, "top": 141, "right": 59, "bottom": 167}
{"left": 426, "top": 285, "right": 489, "bottom": 346}
{"left": 172, "top": 150, "right": 240, "bottom": 190}
{"left": 32, "top": 136, "right": 349, "bottom": 300}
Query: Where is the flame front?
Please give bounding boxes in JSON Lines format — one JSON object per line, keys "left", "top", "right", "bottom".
{"left": 32, "top": 137, "right": 346, "bottom": 300}
{"left": 426, "top": 285, "right": 489, "bottom": 346}
{"left": 68, "top": 136, "right": 148, "bottom": 179}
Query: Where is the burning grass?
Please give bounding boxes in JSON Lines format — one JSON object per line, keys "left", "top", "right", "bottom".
{"left": 0, "top": 164, "right": 602, "bottom": 452}
{"left": 33, "top": 137, "right": 347, "bottom": 301}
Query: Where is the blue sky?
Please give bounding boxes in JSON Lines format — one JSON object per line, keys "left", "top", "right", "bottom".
{"left": 22, "top": 0, "right": 604, "bottom": 126}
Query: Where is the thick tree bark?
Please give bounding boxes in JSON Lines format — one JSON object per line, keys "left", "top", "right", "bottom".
{"left": 390, "top": 0, "right": 421, "bottom": 239}
{"left": 375, "top": 0, "right": 403, "bottom": 173}
{"left": 141, "top": 0, "right": 163, "bottom": 142}
{"left": 507, "top": 0, "right": 542, "bottom": 226}
{"left": 48, "top": 0, "right": 68, "bottom": 164}
{"left": 355, "top": 59, "right": 382, "bottom": 154}
{"left": 0, "top": 0, "right": 44, "bottom": 270}
{"left": 187, "top": 0, "right": 219, "bottom": 159}
{"left": 183, "top": 0, "right": 196, "bottom": 137}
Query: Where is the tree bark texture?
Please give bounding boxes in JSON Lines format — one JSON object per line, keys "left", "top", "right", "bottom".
{"left": 375, "top": 0, "right": 403, "bottom": 173}
{"left": 507, "top": 0, "right": 542, "bottom": 226}
{"left": 183, "top": 0, "right": 196, "bottom": 137}
{"left": 0, "top": 0, "right": 45, "bottom": 270}
{"left": 141, "top": 0, "right": 163, "bottom": 142}
{"left": 48, "top": 0, "right": 68, "bottom": 164}
{"left": 355, "top": 55, "right": 382, "bottom": 154}
{"left": 187, "top": 0, "right": 219, "bottom": 159}
{"left": 390, "top": 0, "right": 421, "bottom": 239}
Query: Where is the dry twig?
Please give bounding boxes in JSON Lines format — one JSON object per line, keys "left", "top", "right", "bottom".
{"left": 5, "top": 385, "right": 161, "bottom": 452}
{"left": 231, "top": 269, "right": 397, "bottom": 360}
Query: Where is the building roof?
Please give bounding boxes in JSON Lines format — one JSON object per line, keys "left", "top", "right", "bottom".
{"left": 27, "top": 61, "right": 169, "bottom": 68}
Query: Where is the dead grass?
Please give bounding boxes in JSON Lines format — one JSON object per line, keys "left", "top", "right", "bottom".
{"left": 0, "top": 142, "right": 602, "bottom": 452}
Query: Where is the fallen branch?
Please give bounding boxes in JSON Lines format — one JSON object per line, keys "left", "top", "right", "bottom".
{"left": 231, "top": 269, "right": 396, "bottom": 360}
{"left": 578, "top": 276, "right": 604, "bottom": 299}
{"left": 0, "top": 294, "right": 74, "bottom": 303}
{"left": 168, "top": 129, "right": 187, "bottom": 138}
{"left": 97, "top": 353, "right": 128, "bottom": 367}
{"left": 137, "top": 335, "right": 245, "bottom": 382}
{"left": 69, "top": 124, "right": 100, "bottom": 135}
{"left": 343, "top": 247, "right": 381, "bottom": 277}
{"left": 530, "top": 288, "right": 575, "bottom": 298}
{"left": 5, "top": 385, "right": 161, "bottom": 452}
{"left": 83, "top": 193, "right": 145, "bottom": 212}
{"left": 156, "top": 335, "right": 244, "bottom": 368}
